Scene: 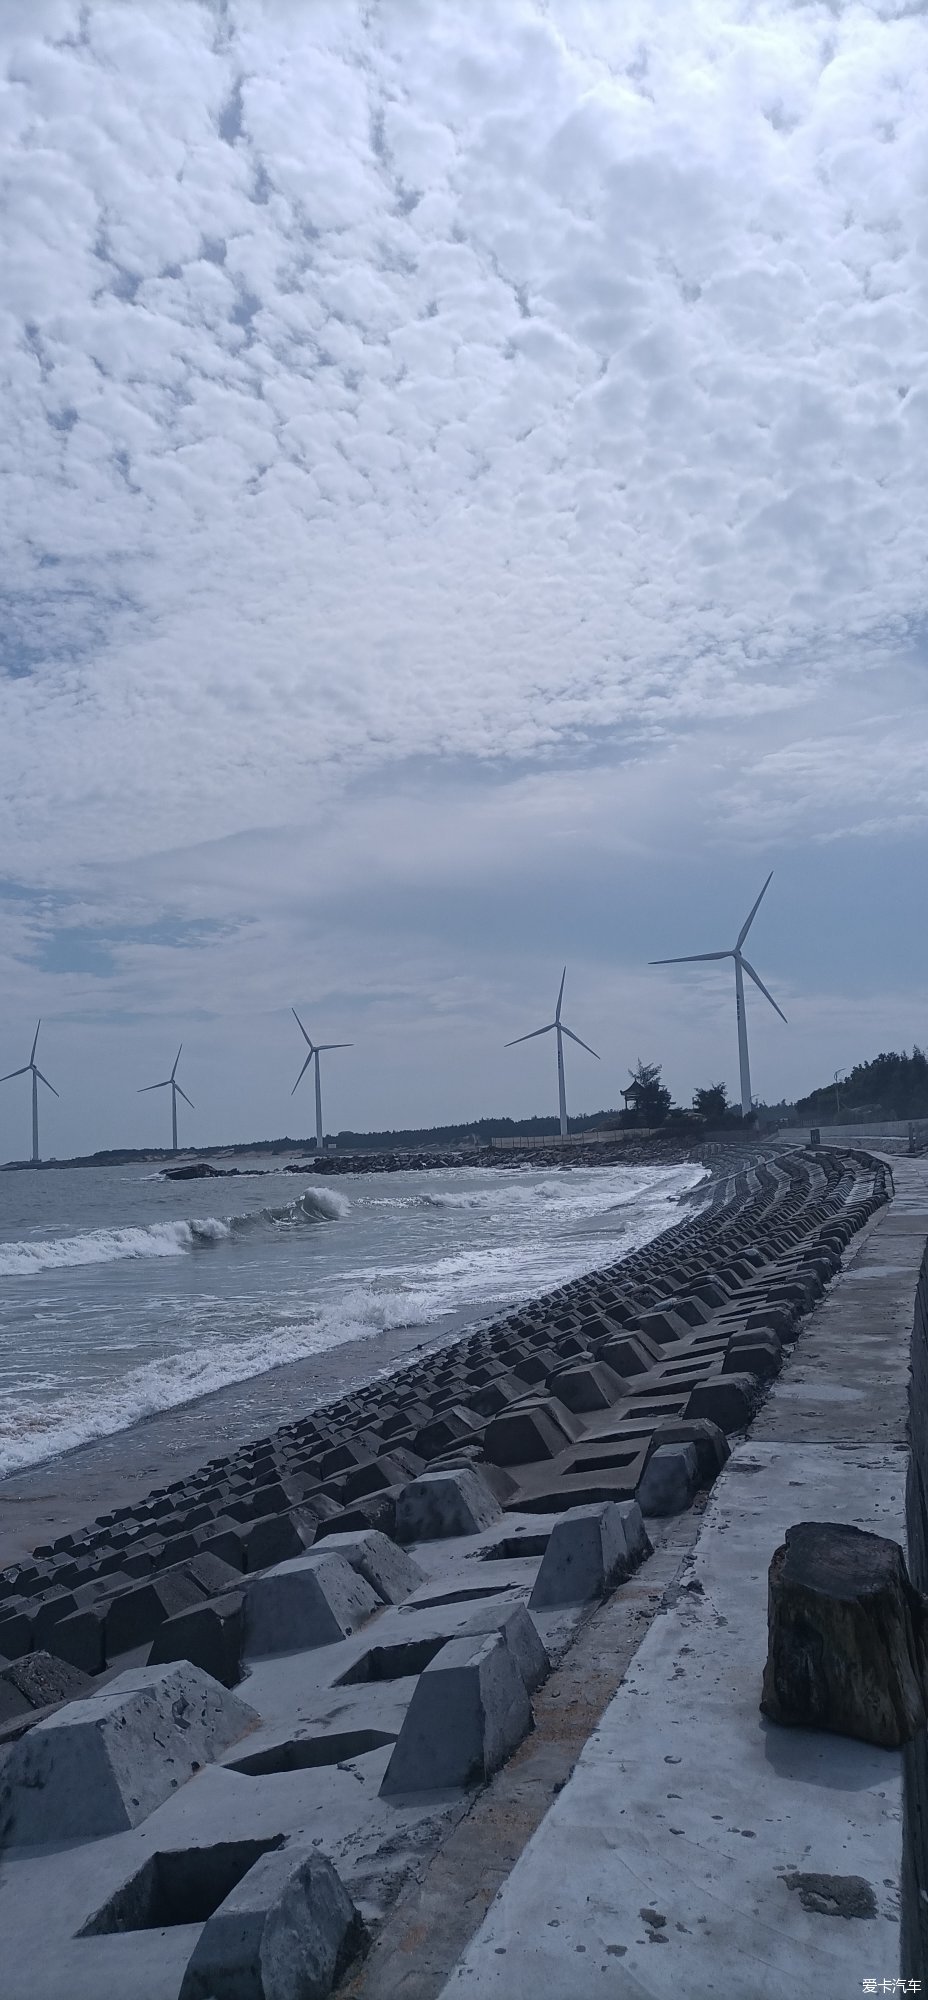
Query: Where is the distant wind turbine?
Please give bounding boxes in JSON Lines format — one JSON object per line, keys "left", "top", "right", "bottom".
{"left": 0, "top": 1020, "right": 59, "bottom": 1163}
{"left": 505, "top": 967, "right": 599, "bottom": 1139}
{"left": 291, "top": 1009, "right": 352, "bottom": 1151}
{"left": 650, "top": 873, "right": 787, "bottom": 1118}
{"left": 139, "top": 1045, "right": 193, "bottom": 1154}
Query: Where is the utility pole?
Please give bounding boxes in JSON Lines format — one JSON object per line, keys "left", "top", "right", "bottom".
{"left": 834, "top": 1069, "right": 844, "bottom": 1118}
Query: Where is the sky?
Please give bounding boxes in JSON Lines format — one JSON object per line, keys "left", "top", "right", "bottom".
{"left": 2, "top": 0, "right": 928, "bottom": 1157}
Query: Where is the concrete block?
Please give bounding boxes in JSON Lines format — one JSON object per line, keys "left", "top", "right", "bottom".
{"left": 394, "top": 1468, "right": 502, "bottom": 1544}
{"left": 244, "top": 1552, "right": 380, "bottom": 1657}
{"left": 48, "top": 1604, "right": 106, "bottom": 1675}
{"left": 0, "top": 1603, "right": 33, "bottom": 1661}
{"left": 616, "top": 1499, "right": 652, "bottom": 1568}
{"left": 483, "top": 1402, "right": 576, "bottom": 1466}
{"left": 315, "top": 1530, "right": 424, "bottom": 1605}
{"left": 313, "top": 1491, "right": 400, "bottom": 1540}
{"left": 594, "top": 1333, "right": 666, "bottom": 1381}
{"left": 723, "top": 1331, "right": 782, "bottom": 1381}
{"left": 239, "top": 1509, "right": 315, "bottom": 1572}
{"left": 636, "top": 1442, "right": 700, "bottom": 1517}
{"left": 104, "top": 1570, "right": 208, "bottom": 1655}
{"left": 0, "top": 1649, "right": 91, "bottom": 1717}
{"left": 685, "top": 1372, "right": 762, "bottom": 1433}
{"left": 529, "top": 1501, "right": 634, "bottom": 1608}
{"left": 148, "top": 1591, "right": 247, "bottom": 1687}
{"left": 545, "top": 1360, "right": 630, "bottom": 1412}
{"left": 178, "top": 1843, "right": 364, "bottom": 2000}
{"left": 182, "top": 1552, "right": 244, "bottom": 1598}
{"left": 646, "top": 1419, "right": 730, "bottom": 1484}
{"left": 460, "top": 1602, "right": 549, "bottom": 1694}
{"left": 412, "top": 1407, "right": 481, "bottom": 1461}
{"left": 427, "top": 1453, "right": 518, "bottom": 1505}
{"left": 31, "top": 1590, "right": 77, "bottom": 1644}
{"left": 0, "top": 1661, "right": 257, "bottom": 1847}
{"left": 380, "top": 1629, "right": 532, "bottom": 1794}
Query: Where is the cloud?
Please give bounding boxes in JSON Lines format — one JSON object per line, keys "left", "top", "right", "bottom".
{"left": 3, "top": 1, "right": 928, "bottom": 1146}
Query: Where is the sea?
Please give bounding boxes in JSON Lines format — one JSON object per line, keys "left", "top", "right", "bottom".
{"left": 0, "top": 1155, "right": 707, "bottom": 1481}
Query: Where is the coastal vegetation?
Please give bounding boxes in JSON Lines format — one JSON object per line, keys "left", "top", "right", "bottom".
{"left": 795, "top": 1050, "right": 928, "bottom": 1125}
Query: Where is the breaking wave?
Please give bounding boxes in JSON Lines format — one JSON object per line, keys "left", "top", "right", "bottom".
{"left": 0, "top": 1187, "right": 348, "bottom": 1277}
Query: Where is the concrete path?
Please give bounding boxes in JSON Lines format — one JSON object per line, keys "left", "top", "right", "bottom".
{"left": 434, "top": 1157, "right": 927, "bottom": 2000}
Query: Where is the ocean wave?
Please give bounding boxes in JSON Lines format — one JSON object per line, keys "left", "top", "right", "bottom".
{"left": 0, "top": 1285, "right": 417, "bottom": 1475}
{"left": 0, "top": 1186, "right": 349, "bottom": 1278}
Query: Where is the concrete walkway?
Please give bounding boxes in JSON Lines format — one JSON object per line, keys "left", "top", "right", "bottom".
{"left": 435, "top": 1157, "right": 927, "bottom": 2000}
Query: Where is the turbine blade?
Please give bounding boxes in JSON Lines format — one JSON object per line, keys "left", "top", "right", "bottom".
{"left": 555, "top": 966, "right": 566, "bottom": 1021}
{"left": 505, "top": 1023, "right": 555, "bottom": 1047}
{"left": 291, "top": 1007, "right": 313, "bottom": 1049}
{"left": 315, "top": 1042, "right": 352, "bottom": 1051}
{"left": 170, "top": 1044, "right": 183, "bottom": 1079}
{"left": 649, "top": 952, "right": 730, "bottom": 965}
{"left": 30, "top": 1020, "right": 41, "bottom": 1064}
{"left": 291, "top": 1052, "right": 313, "bottom": 1094}
{"left": 34, "top": 1069, "right": 59, "bottom": 1097}
{"left": 560, "top": 1025, "right": 600, "bottom": 1059}
{"left": 740, "top": 954, "right": 788, "bottom": 1024}
{"left": 138, "top": 1080, "right": 169, "bottom": 1093}
{"left": 736, "top": 872, "right": 774, "bottom": 948}
{"left": 174, "top": 1084, "right": 194, "bottom": 1109}
{"left": 0, "top": 1066, "right": 30, "bottom": 1083}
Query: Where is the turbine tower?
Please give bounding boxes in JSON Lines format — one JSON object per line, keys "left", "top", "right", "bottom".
{"left": 505, "top": 967, "right": 599, "bottom": 1140}
{"left": 139, "top": 1045, "right": 193, "bottom": 1154}
{"left": 650, "top": 873, "right": 786, "bottom": 1118}
{"left": 0, "top": 1020, "right": 59, "bottom": 1163}
{"left": 291, "top": 1008, "right": 352, "bottom": 1151}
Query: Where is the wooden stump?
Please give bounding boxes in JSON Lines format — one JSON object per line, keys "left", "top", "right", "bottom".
{"left": 760, "top": 1520, "right": 928, "bottom": 1748}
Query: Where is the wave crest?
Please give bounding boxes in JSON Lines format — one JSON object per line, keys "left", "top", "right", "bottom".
{"left": 0, "top": 1185, "right": 348, "bottom": 1277}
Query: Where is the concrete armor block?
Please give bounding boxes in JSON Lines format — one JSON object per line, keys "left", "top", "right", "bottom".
{"left": 529, "top": 1501, "right": 636, "bottom": 1609}
{"left": 148, "top": 1591, "right": 247, "bottom": 1687}
{"left": 316, "top": 1529, "right": 424, "bottom": 1604}
{"left": 460, "top": 1601, "right": 550, "bottom": 1694}
{"left": 179, "top": 1843, "right": 364, "bottom": 2000}
{"left": 616, "top": 1498, "right": 652, "bottom": 1567}
{"left": 685, "top": 1373, "right": 762, "bottom": 1433}
{"left": 381, "top": 1628, "right": 532, "bottom": 1794}
{"left": 636, "top": 1442, "right": 700, "bottom": 1517}
{"left": 394, "top": 1468, "right": 502, "bottom": 1543}
{"left": 244, "top": 1551, "right": 380, "bottom": 1657}
{"left": 0, "top": 1662, "right": 257, "bottom": 1848}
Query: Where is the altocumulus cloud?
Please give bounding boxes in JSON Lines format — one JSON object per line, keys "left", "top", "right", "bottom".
{"left": 2, "top": 0, "right": 928, "bottom": 1144}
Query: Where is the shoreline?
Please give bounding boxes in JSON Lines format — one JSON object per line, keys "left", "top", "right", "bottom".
{"left": 0, "top": 1301, "right": 485, "bottom": 1571}
{"left": 0, "top": 1156, "right": 724, "bottom": 1564}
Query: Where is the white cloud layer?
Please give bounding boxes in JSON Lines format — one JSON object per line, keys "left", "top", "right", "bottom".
{"left": 2, "top": 1, "right": 928, "bottom": 1147}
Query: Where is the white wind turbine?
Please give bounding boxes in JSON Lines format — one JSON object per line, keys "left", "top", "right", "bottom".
{"left": 506, "top": 967, "right": 599, "bottom": 1139}
{"left": 291, "top": 1009, "right": 352, "bottom": 1151}
{"left": 650, "top": 872, "right": 787, "bottom": 1118}
{"left": 0, "top": 1020, "right": 59, "bottom": 1163}
{"left": 139, "top": 1045, "right": 193, "bottom": 1154}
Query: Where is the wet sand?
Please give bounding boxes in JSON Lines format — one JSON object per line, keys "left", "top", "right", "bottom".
{"left": 0, "top": 1305, "right": 479, "bottom": 1570}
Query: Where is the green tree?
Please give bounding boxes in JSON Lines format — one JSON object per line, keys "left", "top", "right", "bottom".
{"left": 693, "top": 1081, "right": 730, "bottom": 1124}
{"left": 626, "top": 1059, "right": 672, "bottom": 1126}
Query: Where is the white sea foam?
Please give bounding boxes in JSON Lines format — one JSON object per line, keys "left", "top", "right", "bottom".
{"left": 0, "top": 1161, "right": 705, "bottom": 1476}
{"left": 0, "top": 1186, "right": 348, "bottom": 1277}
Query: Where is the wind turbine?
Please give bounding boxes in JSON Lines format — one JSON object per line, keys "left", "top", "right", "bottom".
{"left": 505, "top": 967, "right": 599, "bottom": 1140}
{"left": 291, "top": 1009, "right": 352, "bottom": 1151}
{"left": 650, "top": 873, "right": 786, "bottom": 1119}
{"left": 139, "top": 1045, "right": 193, "bottom": 1154}
{"left": 0, "top": 1020, "right": 59, "bottom": 1163}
